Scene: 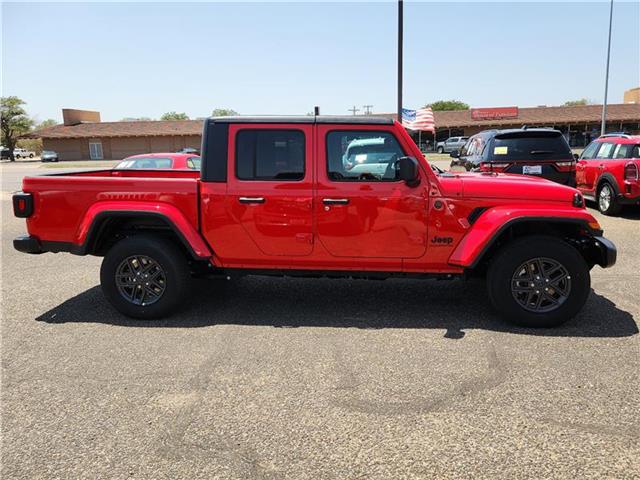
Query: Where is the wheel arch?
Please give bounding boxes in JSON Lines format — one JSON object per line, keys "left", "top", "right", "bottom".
{"left": 77, "top": 208, "right": 212, "bottom": 260}
{"left": 596, "top": 172, "right": 620, "bottom": 194}
{"left": 449, "top": 212, "right": 603, "bottom": 271}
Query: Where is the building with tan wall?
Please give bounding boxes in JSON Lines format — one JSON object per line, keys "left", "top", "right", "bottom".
{"left": 28, "top": 114, "right": 203, "bottom": 160}
{"left": 624, "top": 87, "right": 640, "bottom": 104}
{"left": 27, "top": 104, "right": 640, "bottom": 160}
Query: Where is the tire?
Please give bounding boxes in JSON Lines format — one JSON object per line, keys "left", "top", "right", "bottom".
{"left": 597, "top": 181, "right": 622, "bottom": 216}
{"left": 100, "top": 235, "right": 191, "bottom": 319}
{"left": 437, "top": 147, "right": 444, "bottom": 154}
{"left": 29, "top": 153, "right": 34, "bottom": 158}
{"left": 487, "top": 235, "right": 590, "bottom": 328}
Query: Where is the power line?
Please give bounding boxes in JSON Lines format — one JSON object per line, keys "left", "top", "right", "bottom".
{"left": 362, "top": 105, "right": 373, "bottom": 115}
{"left": 348, "top": 106, "right": 360, "bottom": 115}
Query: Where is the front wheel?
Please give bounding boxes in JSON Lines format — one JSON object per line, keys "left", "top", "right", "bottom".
{"left": 100, "top": 235, "right": 191, "bottom": 319}
{"left": 487, "top": 236, "right": 590, "bottom": 328}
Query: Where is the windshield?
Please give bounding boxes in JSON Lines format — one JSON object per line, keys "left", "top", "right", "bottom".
{"left": 487, "top": 133, "right": 572, "bottom": 161}
{"left": 115, "top": 157, "right": 173, "bottom": 169}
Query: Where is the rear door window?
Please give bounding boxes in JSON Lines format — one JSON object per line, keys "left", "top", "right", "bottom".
{"left": 236, "top": 129, "right": 305, "bottom": 181}
{"left": 613, "top": 144, "right": 633, "bottom": 159}
{"left": 595, "top": 142, "right": 616, "bottom": 159}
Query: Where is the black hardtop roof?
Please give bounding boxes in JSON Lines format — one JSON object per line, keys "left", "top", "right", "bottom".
{"left": 207, "top": 115, "right": 394, "bottom": 125}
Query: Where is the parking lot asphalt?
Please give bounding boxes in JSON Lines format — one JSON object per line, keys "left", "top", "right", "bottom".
{"left": 2, "top": 162, "right": 639, "bottom": 479}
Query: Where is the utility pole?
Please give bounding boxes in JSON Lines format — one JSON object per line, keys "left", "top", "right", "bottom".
{"left": 601, "top": 0, "right": 614, "bottom": 136}
{"left": 397, "top": 0, "right": 403, "bottom": 122}
{"left": 363, "top": 105, "right": 373, "bottom": 115}
{"left": 348, "top": 106, "right": 360, "bottom": 115}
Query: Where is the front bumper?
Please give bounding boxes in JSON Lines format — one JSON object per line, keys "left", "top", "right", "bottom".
{"left": 14, "top": 235, "right": 43, "bottom": 254}
{"left": 591, "top": 236, "right": 617, "bottom": 268}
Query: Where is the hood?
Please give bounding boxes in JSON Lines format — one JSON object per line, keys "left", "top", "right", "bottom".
{"left": 437, "top": 172, "right": 578, "bottom": 203}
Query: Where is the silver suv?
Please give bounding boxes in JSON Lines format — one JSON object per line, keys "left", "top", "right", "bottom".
{"left": 436, "top": 136, "right": 468, "bottom": 154}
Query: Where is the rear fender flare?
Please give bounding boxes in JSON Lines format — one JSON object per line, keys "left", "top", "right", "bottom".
{"left": 448, "top": 206, "right": 599, "bottom": 268}
{"left": 75, "top": 202, "right": 212, "bottom": 259}
{"left": 596, "top": 173, "right": 620, "bottom": 195}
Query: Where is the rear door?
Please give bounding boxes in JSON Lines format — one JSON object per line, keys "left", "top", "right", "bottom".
{"left": 225, "top": 124, "right": 313, "bottom": 256}
{"left": 314, "top": 125, "right": 428, "bottom": 261}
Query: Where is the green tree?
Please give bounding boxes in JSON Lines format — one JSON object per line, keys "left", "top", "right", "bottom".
{"left": 426, "top": 100, "right": 470, "bottom": 111}
{"left": 36, "top": 118, "right": 58, "bottom": 130}
{"left": 563, "top": 98, "right": 590, "bottom": 107}
{"left": 160, "top": 111, "right": 189, "bottom": 121}
{"left": 211, "top": 108, "right": 238, "bottom": 117}
{"left": 1, "top": 96, "right": 34, "bottom": 161}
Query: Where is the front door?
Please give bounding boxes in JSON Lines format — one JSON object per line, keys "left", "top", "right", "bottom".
{"left": 225, "top": 124, "right": 313, "bottom": 256}
{"left": 315, "top": 126, "right": 428, "bottom": 259}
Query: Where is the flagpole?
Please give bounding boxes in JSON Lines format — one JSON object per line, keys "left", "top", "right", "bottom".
{"left": 397, "top": 0, "right": 403, "bottom": 122}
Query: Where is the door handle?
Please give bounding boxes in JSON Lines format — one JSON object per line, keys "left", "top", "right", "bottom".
{"left": 239, "top": 197, "right": 265, "bottom": 204}
{"left": 322, "top": 198, "right": 349, "bottom": 205}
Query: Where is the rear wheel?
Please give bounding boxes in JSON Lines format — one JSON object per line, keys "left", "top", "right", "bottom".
{"left": 597, "top": 182, "right": 622, "bottom": 215}
{"left": 437, "top": 146, "right": 444, "bottom": 154}
{"left": 100, "top": 235, "right": 190, "bottom": 319}
{"left": 487, "top": 235, "right": 590, "bottom": 327}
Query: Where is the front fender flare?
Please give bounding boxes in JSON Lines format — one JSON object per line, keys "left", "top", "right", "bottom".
{"left": 448, "top": 206, "right": 599, "bottom": 268}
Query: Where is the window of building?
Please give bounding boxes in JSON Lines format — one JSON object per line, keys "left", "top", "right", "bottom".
{"left": 236, "top": 130, "right": 305, "bottom": 181}
{"left": 326, "top": 131, "right": 405, "bottom": 182}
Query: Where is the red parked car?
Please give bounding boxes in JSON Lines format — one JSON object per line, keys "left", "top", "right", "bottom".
{"left": 114, "top": 153, "right": 201, "bottom": 170}
{"left": 13, "top": 116, "right": 616, "bottom": 327}
{"left": 576, "top": 134, "right": 640, "bottom": 215}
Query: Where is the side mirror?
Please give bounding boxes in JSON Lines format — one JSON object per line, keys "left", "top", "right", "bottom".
{"left": 397, "top": 156, "right": 420, "bottom": 187}
{"left": 573, "top": 153, "right": 579, "bottom": 161}
{"left": 450, "top": 149, "right": 460, "bottom": 158}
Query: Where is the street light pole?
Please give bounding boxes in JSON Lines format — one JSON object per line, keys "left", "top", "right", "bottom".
{"left": 601, "top": 0, "right": 614, "bottom": 136}
{"left": 397, "top": 0, "right": 403, "bottom": 123}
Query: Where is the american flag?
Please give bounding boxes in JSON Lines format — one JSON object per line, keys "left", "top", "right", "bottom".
{"left": 401, "top": 107, "right": 435, "bottom": 132}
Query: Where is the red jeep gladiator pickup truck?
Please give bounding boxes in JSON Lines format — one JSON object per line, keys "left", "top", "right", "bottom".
{"left": 13, "top": 116, "right": 616, "bottom": 327}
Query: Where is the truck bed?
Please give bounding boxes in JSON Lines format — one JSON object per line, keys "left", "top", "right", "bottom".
{"left": 21, "top": 169, "right": 201, "bottom": 245}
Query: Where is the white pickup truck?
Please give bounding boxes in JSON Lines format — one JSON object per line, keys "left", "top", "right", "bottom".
{"left": 13, "top": 148, "right": 35, "bottom": 159}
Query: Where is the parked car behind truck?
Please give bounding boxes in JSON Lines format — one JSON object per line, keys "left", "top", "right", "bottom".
{"left": 576, "top": 134, "right": 640, "bottom": 215}
{"left": 451, "top": 128, "right": 577, "bottom": 186}
{"left": 13, "top": 116, "right": 615, "bottom": 327}
{"left": 436, "top": 136, "right": 468, "bottom": 154}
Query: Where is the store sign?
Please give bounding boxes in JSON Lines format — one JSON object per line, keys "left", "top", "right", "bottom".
{"left": 471, "top": 107, "right": 519, "bottom": 120}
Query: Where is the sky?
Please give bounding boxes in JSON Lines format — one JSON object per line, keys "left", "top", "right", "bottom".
{"left": 2, "top": 1, "right": 639, "bottom": 123}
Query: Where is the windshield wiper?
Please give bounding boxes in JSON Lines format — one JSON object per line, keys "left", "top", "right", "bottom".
{"left": 530, "top": 150, "right": 554, "bottom": 154}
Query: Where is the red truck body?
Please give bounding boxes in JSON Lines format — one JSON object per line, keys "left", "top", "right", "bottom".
{"left": 14, "top": 117, "right": 616, "bottom": 326}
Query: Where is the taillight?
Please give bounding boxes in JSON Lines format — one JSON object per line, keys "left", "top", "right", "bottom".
{"left": 556, "top": 160, "right": 576, "bottom": 172}
{"left": 480, "top": 162, "right": 509, "bottom": 172}
{"left": 624, "top": 162, "right": 639, "bottom": 181}
{"left": 12, "top": 192, "right": 33, "bottom": 218}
